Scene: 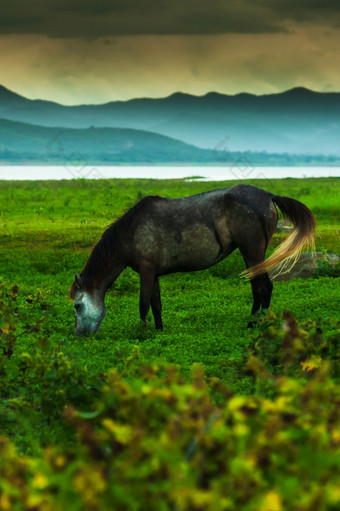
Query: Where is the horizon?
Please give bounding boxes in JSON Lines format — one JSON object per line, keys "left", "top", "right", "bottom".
{"left": 1, "top": 83, "right": 339, "bottom": 108}
{"left": 2, "top": 78, "right": 340, "bottom": 161}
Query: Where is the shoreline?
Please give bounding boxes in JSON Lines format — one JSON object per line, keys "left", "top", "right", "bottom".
{"left": 1, "top": 165, "right": 340, "bottom": 181}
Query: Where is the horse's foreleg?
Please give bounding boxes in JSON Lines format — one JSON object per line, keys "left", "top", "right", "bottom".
{"left": 139, "top": 268, "right": 156, "bottom": 326}
{"left": 151, "top": 277, "right": 163, "bottom": 330}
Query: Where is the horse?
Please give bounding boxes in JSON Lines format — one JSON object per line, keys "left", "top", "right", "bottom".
{"left": 69, "top": 184, "right": 315, "bottom": 335}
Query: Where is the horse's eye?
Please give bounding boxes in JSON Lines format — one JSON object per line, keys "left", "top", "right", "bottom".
{"left": 75, "top": 302, "right": 82, "bottom": 311}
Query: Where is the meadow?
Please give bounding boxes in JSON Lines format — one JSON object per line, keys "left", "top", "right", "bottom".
{"left": 1, "top": 177, "right": 339, "bottom": 382}
{"left": 0, "top": 176, "right": 339, "bottom": 510}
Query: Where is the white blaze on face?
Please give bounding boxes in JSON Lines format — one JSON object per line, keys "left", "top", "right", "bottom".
{"left": 74, "top": 291, "right": 106, "bottom": 335}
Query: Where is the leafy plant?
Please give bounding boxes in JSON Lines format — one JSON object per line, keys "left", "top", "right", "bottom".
{"left": 0, "top": 177, "right": 339, "bottom": 509}
{"left": 248, "top": 311, "right": 340, "bottom": 381}
{"left": 0, "top": 280, "right": 103, "bottom": 452}
{"left": 2, "top": 355, "right": 340, "bottom": 510}
{"left": 313, "top": 255, "right": 340, "bottom": 278}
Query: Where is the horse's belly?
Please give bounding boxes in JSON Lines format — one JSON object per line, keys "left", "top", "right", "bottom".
{"left": 133, "top": 221, "right": 233, "bottom": 274}
{"left": 159, "top": 223, "right": 228, "bottom": 273}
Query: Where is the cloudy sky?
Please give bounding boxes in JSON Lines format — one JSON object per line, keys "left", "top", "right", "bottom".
{"left": 1, "top": 0, "right": 340, "bottom": 104}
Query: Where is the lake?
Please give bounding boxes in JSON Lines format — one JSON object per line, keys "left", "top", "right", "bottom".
{"left": 0, "top": 166, "right": 340, "bottom": 181}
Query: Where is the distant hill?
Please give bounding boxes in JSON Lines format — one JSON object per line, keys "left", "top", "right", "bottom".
{"left": 1, "top": 85, "right": 340, "bottom": 156}
{"left": 1, "top": 117, "right": 339, "bottom": 166}
{"left": 0, "top": 117, "right": 227, "bottom": 164}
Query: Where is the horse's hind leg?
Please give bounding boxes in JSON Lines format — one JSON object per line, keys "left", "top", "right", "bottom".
{"left": 239, "top": 247, "right": 273, "bottom": 328}
{"left": 139, "top": 267, "right": 155, "bottom": 326}
{"left": 249, "top": 277, "right": 262, "bottom": 316}
{"left": 247, "top": 274, "right": 273, "bottom": 328}
{"left": 259, "top": 273, "right": 273, "bottom": 311}
{"left": 151, "top": 277, "right": 163, "bottom": 330}
{"left": 139, "top": 268, "right": 163, "bottom": 330}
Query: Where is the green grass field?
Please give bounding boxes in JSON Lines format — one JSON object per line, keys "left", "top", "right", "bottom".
{"left": 1, "top": 176, "right": 340, "bottom": 510}
{"left": 1, "top": 177, "right": 339, "bottom": 391}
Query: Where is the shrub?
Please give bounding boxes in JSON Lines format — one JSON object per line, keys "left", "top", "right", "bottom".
{"left": 248, "top": 311, "right": 340, "bottom": 382}
{"left": 2, "top": 361, "right": 340, "bottom": 510}
{"left": 313, "top": 255, "right": 340, "bottom": 278}
{"left": 0, "top": 280, "right": 103, "bottom": 452}
{"left": 2, "top": 279, "right": 340, "bottom": 510}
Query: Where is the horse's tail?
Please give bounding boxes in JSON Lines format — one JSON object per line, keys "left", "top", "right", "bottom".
{"left": 243, "top": 195, "right": 316, "bottom": 279}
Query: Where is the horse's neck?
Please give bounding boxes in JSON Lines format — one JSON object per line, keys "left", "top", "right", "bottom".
{"left": 100, "top": 262, "right": 126, "bottom": 296}
{"left": 82, "top": 246, "right": 125, "bottom": 298}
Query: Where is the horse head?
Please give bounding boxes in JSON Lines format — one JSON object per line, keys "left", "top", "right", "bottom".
{"left": 70, "top": 273, "right": 106, "bottom": 335}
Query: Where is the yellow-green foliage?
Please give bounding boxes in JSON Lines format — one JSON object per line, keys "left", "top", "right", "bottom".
{"left": 2, "top": 359, "right": 340, "bottom": 510}
{"left": 249, "top": 311, "right": 340, "bottom": 379}
{"left": 0, "top": 177, "right": 339, "bottom": 510}
{"left": 1, "top": 281, "right": 340, "bottom": 510}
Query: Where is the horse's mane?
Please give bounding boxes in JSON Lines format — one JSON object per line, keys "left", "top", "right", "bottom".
{"left": 69, "top": 195, "right": 163, "bottom": 297}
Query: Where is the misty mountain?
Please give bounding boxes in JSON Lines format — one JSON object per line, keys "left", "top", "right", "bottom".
{"left": 1, "top": 117, "right": 338, "bottom": 166}
{"left": 0, "top": 117, "right": 225, "bottom": 164}
{"left": 1, "top": 85, "right": 340, "bottom": 156}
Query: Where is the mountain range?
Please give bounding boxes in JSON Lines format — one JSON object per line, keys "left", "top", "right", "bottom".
{"left": 1, "top": 85, "right": 340, "bottom": 164}
{"left": 0, "top": 117, "right": 224, "bottom": 165}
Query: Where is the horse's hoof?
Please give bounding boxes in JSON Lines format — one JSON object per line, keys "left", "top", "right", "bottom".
{"left": 247, "top": 320, "right": 258, "bottom": 328}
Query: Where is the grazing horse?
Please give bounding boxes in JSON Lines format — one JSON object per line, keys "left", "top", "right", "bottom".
{"left": 69, "top": 184, "right": 315, "bottom": 335}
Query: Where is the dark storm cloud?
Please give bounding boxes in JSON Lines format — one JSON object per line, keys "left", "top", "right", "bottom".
{"left": 260, "top": 0, "right": 340, "bottom": 24}
{"left": 1, "top": 0, "right": 339, "bottom": 38}
{"left": 0, "top": 0, "right": 283, "bottom": 37}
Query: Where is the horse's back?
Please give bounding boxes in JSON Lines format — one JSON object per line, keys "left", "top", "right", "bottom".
{"left": 130, "top": 189, "right": 230, "bottom": 273}
{"left": 128, "top": 185, "right": 278, "bottom": 274}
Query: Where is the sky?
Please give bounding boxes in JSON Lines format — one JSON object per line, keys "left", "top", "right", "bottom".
{"left": 1, "top": 0, "right": 340, "bottom": 105}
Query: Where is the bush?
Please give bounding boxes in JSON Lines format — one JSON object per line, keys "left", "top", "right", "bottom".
{"left": 0, "top": 280, "right": 103, "bottom": 452}
{"left": 248, "top": 311, "right": 340, "bottom": 382}
{"left": 313, "top": 255, "right": 340, "bottom": 278}
{"left": 2, "top": 361, "right": 340, "bottom": 510}
{"left": 2, "top": 280, "right": 340, "bottom": 510}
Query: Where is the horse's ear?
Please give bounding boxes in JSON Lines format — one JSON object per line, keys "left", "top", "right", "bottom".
{"left": 74, "top": 273, "right": 83, "bottom": 289}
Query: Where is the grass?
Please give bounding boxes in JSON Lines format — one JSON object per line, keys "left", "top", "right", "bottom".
{"left": 0, "top": 177, "right": 339, "bottom": 394}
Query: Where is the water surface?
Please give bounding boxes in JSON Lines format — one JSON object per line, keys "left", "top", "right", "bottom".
{"left": 0, "top": 166, "right": 339, "bottom": 181}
